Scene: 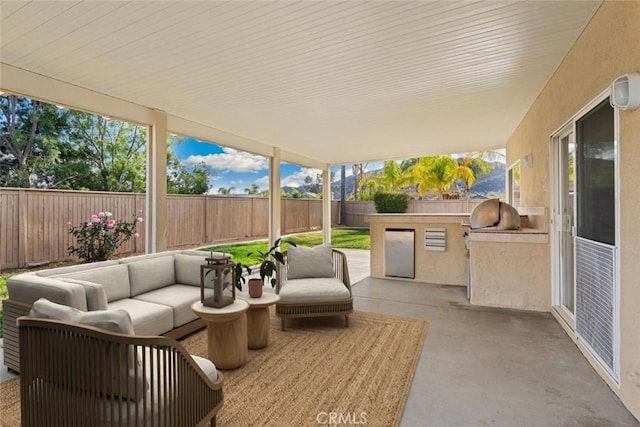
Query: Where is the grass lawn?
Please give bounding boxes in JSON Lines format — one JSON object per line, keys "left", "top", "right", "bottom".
{"left": 0, "top": 274, "right": 11, "bottom": 338}
{"left": 201, "top": 227, "right": 370, "bottom": 265}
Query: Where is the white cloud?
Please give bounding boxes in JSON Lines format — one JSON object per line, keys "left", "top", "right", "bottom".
{"left": 281, "top": 168, "right": 323, "bottom": 188}
{"left": 184, "top": 147, "right": 268, "bottom": 173}
{"left": 256, "top": 175, "right": 270, "bottom": 186}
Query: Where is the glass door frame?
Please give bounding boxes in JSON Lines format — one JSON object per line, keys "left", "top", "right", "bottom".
{"left": 551, "top": 124, "right": 576, "bottom": 328}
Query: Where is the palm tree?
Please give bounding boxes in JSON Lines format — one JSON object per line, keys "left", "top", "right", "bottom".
{"left": 244, "top": 183, "right": 260, "bottom": 195}
{"left": 411, "top": 155, "right": 459, "bottom": 199}
{"left": 217, "top": 186, "right": 234, "bottom": 195}
{"left": 457, "top": 153, "right": 492, "bottom": 199}
{"left": 359, "top": 160, "right": 413, "bottom": 199}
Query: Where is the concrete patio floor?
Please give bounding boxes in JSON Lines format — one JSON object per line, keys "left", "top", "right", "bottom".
{"left": 2, "top": 249, "right": 638, "bottom": 426}
{"left": 348, "top": 256, "right": 639, "bottom": 426}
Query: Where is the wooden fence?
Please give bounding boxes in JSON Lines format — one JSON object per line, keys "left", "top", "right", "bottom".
{"left": 0, "top": 188, "right": 338, "bottom": 269}
{"left": 0, "top": 187, "right": 479, "bottom": 269}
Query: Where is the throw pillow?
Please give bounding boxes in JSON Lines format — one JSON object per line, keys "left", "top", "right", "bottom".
{"left": 53, "top": 278, "right": 109, "bottom": 311}
{"left": 287, "top": 244, "right": 334, "bottom": 280}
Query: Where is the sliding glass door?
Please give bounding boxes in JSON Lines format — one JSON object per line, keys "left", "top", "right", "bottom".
{"left": 552, "top": 96, "right": 618, "bottom": 380}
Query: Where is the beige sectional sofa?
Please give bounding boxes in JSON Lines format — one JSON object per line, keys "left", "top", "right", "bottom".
{"left": 3, "top": 249, "right": 225, "bottom": 372}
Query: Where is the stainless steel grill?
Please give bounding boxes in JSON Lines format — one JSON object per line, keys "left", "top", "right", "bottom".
{"left": 469, "top": 198, "right": 521, "bottom": 230}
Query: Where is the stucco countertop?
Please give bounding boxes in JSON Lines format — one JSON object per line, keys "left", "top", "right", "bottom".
{"left": 469, "top": 227, "right": 548, "bottom": 243}
{"left": 470, "top": 227, "right": 547, "bottom": 234}
{"left": 366, "top": 213, "right": 470, "bottom": 217}
{"left": 365, "top": 213, "right": 470, "bottom": 224}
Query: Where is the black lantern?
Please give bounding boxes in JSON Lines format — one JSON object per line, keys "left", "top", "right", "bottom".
{"left": 200, "top": 253, "right": 235, "bottom": 308}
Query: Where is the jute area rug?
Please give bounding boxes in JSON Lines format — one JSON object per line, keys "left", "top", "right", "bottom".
{"left": 0, "top": 310, "right": 428, "bottom": 427}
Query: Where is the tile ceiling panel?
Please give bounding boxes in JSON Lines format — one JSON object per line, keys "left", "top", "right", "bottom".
{"left": 0, "top": 1, "right": 601, "bottom": 165}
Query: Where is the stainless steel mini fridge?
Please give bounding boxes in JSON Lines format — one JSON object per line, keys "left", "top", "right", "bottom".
{"left": 384, "top": 228, "right": 415, "bottom": 279}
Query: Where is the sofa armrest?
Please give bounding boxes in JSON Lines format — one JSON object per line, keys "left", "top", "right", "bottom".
{"left": 8, "top": 275, "right": 88, "bottom": 311}
{"left": 332, "top": 249, "right": 351, "bottom": 293}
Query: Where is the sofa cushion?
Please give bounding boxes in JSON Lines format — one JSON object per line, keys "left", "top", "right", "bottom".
{"left": 108, "top": 298, "right": 174, "bottom": 336}
{"left": 287, "top": 244, "right": 334, "bottom": 280}
{"left": 279, "top": 277, "right": 351, "bottom": 303}
{"left": 29, "top": 298, "right": 145, "bottom": 402}
{"left": 55, "top": 264, "right": 131, "bottom": 303}
{"left": 7, "top": 275, "right": 88, "bottom": 310}
{"left": 174, "top": 253, "right": 208, "bottom": 287}
{"left": 134, "top": 285, "right": 212, "bottom": 328}
{"left": 53, "top": 278, "right": 108, "bottom": 311}
{"left": 127, "top": 256, "right": 176, "bottom": 296}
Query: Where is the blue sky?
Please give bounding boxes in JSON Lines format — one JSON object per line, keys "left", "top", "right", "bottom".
{"left": 170, "top": 137, "right": 381, "bottom": 195}
{"left": 169, "top": 137, "right": 503, "bottom": 195}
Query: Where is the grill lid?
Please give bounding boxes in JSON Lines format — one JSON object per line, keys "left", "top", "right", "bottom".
{"left": 469, "top": 198, "right": 521, "bottom": 230}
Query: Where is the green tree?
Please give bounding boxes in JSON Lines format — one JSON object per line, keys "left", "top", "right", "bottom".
{"left": 66, "top": 111, "right": 147, "bottom": 192}
{"left": 289, "top": 188, "right": 303, "bottom": 198}
{"left": 244, "top": 183, "right": 260, "bottom": 195}
{"left": 412, "top": 155, "right": 459, "bottom": 199}
{"left": 166, "top": 137, "right": 210, "bottom": 194}
{"left": 456, "top": 153, "right": 492, "bottom": 199}
{"left": 351, "top": 163, "right": 366, "bottom": 200}
{"left": 167, "top": 157, "right": 210, "bottom": 194}
{"left": 360, "top": 160, "right": 411, "bottom": 195}
{"left": 0, "top": 95, "right": 68, "bottom": 187}
{"left": 400, "top": 158, "right": 417, "bottom": 172}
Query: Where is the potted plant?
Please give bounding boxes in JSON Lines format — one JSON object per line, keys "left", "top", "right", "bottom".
{"left": 233, "top": 262, "right": 252, "bottom": 291}
{"left": 247, "top": 238, "right": 296, "bottom": 298}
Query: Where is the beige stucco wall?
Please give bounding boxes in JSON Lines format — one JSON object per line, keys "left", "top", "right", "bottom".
{"left": 366, "top": 214, "right": 468, "bottom": 286}
{"left": 505, "top": 1, "right": 640, "bottom": 420}
{"left": 470, "top": 232, "right": 550, "bottom": 312}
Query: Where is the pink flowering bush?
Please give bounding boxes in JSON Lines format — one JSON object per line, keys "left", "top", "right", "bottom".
{"left": 68, "top": 211, "right": 142, "bottom": 262}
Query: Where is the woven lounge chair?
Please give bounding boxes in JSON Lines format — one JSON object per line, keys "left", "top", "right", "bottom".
{"left": 18, "top": 315, "right": 223, "bottom": 427}
{"left": 275, "top": 246, "right": 353, "bottom": 331}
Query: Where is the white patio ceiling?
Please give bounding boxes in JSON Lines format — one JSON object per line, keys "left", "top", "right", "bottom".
{"left": 0, "top": 1, "right": 601, "bottom": 166}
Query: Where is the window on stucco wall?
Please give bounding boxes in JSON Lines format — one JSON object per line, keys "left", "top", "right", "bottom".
{"left": 508, "top": 161, "right": 521, "bottom": 208}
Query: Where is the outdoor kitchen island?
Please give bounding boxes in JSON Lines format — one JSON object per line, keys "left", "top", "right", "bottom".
{"left": 366, "top": 210, "right": 550, "bottom": 312}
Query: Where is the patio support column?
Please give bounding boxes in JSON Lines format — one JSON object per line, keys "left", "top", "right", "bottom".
{"left": 322, "top": 165, "right": 332, "bottom": 244}
{"left": 145, "top": 110, "right": 168, "bottom": 254}
{"left": 269, "top": 147, "right": 282, "bottom": 249}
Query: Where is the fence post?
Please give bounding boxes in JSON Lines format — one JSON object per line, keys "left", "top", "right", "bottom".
{"left": 281, "top": 199, "right": 286, "bottom": 235}
{"left": 250, "top": 197, "right": 255, "bottom": 238}
{"left": 18, "top": 190, "right": 28, "bottom": 267}
{"left": 204, "top": 196, "right": 208, "bottom": 244}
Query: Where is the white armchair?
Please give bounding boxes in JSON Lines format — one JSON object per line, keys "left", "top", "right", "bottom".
{"left": 275, "top": 246, "right": 353, "bottom": 331}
